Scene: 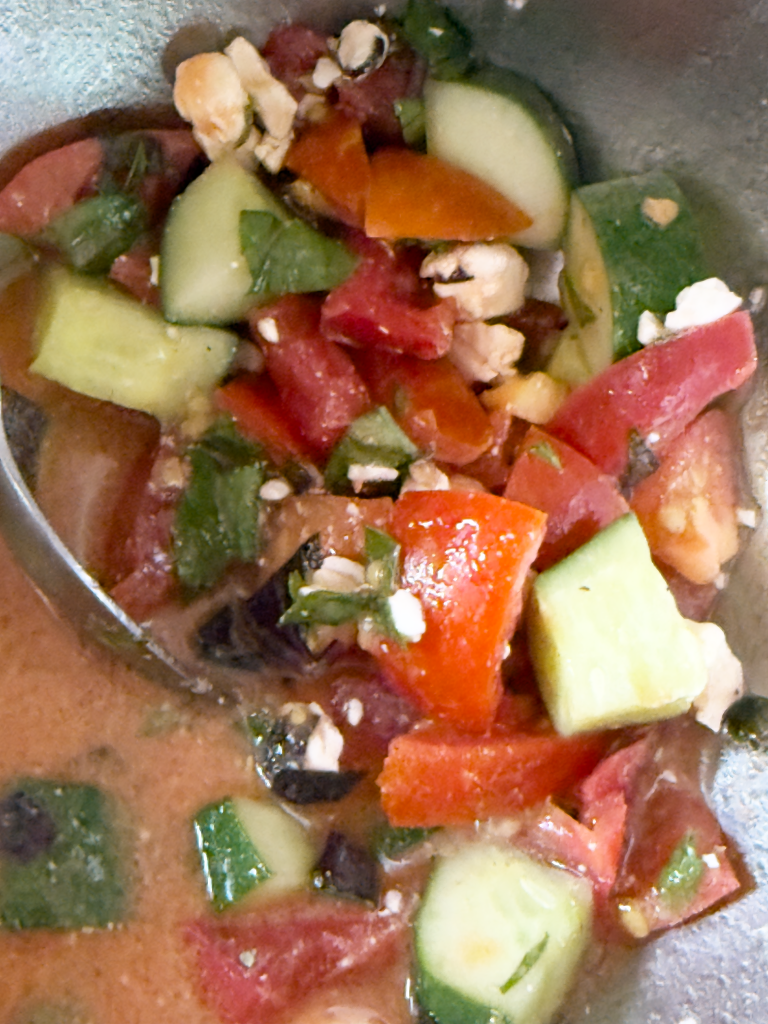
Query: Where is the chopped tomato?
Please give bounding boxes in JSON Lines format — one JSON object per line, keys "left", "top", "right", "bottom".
{"left": 629, "top": 409, "right": 740, "bottom": 585}
{"left": 365, "top": 148, "right": 532, "bottom": 241}
{"left": 377, "top": 718, "right": 606, "bottom": 826}
{"left": 354, "top": 348, "right": 494, "bottom": 466}
{"left": 457, "top": 409, "right": 527, "bottom": 492}
{"left": 611, "top": 716, "right": 742, "bottom": 937}
{"left": 369, "top": 491, "right": 546, "bottom": 731}
{"left": 0, "top": 137, "right": 102, "bottom": 236}
{"left": 334, "top": 45, "right": 425, "bottom": 147}
{"left": 546, "top": 312, "right": 757, "bottom": 476}
{"left": 250, "top": 294, "right": 372, "bottom": 458}
{"left": 328, "top": 672, "right": 421, "bottom": 771}
{"left": 215, "top": 373, "right": 314, "bottom": 464}
{"left": 504, "top": 425, "right": 629, "bottom": 569}
{"left": 262, "top": 23, "right": 329, "bottom": 99}
{"left": 286, "top": 113, "right": 370, "bottom": 227}
{"left": 656, "top": 560, "right": 718, "bottom": 622}
{"left": 109, "top": 246, "right": 160, "bottom": 307}
{"left": 321, "top": 237, "right": 457, "bottom": 360}
{"left": 187, "top": 895, "right": 408, "bottom": 1024}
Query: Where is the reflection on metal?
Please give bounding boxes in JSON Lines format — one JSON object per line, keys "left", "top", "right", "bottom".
{"left": 0, "top": 0, "right": 767, "bottom": 1020}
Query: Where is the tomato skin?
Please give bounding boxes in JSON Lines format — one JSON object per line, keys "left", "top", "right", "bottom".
{"left": 334, "top": 45, "right": 425, "bottom": 147}
{"left": 377, "top": 719, "right": 606, "bottom": 826}
{"left": 546, "top": 312, "right": 757, "bottom": 476}
{"left": 365, "top": 148, "right": 532, "bottom": 241}
{"left": 504, "top": 425, "right": 629, "bottom": 569}
{"left": 251, "top": 294, "right": 372, "bottom": 458}
{"left": 262, "top": 23, "right": 329, "bottom": 99}
{"left": 321, "top": 238, "right": 457, "bottom": 360}
{"left": 215, "top": 373, "right": 314, "bottom": 464}
{"left": 187, "top": 896, "right": 408, "bottom": 1024}
{"left": 370, "top": 491, "right": 546, "bottom": 731}
{"left": 0, "top": 138, "right": 102, "bottom": 236}
{"left": 286, "top": 113, "right": 370, "bottom": 228}
{"left": 108, "top": 246, "right": 160, "bottom": 307}
{"left": 354, "top": 348, "right": 494, "bottom": 466}
{"left": 629, "top": 409, "right": 740, "bottom": 585}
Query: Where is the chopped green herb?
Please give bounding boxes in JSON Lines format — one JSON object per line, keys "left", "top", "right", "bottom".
{"left": 124, "top": 137, "right": 149, "bottom": 191}
{"left": 399, "top": 0, "right": 474, "bottom": 80}
{"left": 280, "top": 584, "right": 374, "bottom": 627}
{"left": 394, "top": 98, "right": 426, "bottom": 147}
{"left": 324, "top": 406, "right": 420, "bottom": 496}
{"left": 658, "top": 832, "right": 705, "bottom": 907}
{"left": 499, "top": 933, "right": 549, "bottom": 994}
{"left": 240, "top": 210, "right": 358, "bottom": 299}
{"left": 529, "top": 441, "right": 563, "bottom": 471}
{"left": 43, "top": 193, "right": 147, "bottom": 275}
{"left": 172, "top": 419, "right": 265, "bottom": 593}
{"left": 193, "top": 799, "right": 272, "bottom": 911}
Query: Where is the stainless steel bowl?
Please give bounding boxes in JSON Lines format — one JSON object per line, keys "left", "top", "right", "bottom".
{"left": 1, "top": 1, "right": 767, "bottom": 1019}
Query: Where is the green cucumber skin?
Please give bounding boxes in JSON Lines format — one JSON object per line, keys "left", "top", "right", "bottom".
{"left": 575, "top": 170, "right": 706, "bottom": 359}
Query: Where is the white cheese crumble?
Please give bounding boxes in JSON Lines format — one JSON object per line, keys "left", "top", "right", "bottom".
{"left": 225, "top": 36, "right": 297, "bottom": 142}
{"left": 336, "top": 20, "right": 389, "bottom": 74}
{"left": 420, "top": 243, "right": 529, "bottom": 322}
{"left": 347, "top": 463, "right": 400, "bottom": 491}
{"left": 312, "top": 55, "right": 343, "bottom": 90}
{"left": 637, "top": 309, "right": 667, "bottom": 346}
{"left": 525, "top": 248, "right": 565, "bottom": 304}
{"left": 387, "top": 589, "right": 426, "bottom": 642}
{"left": 451, "top": 321, "right": 525, "bottom": 382}
{"left": 257, "top": 317, "right": 280, "bottom": 343}
{"left": 259, "top": 478, "right": 292, "bottom": 501}
{"left": 344, "top": 697, "right": 364, "bottom": 727}
{"left": 307, "top": 555, "right": 366, "bottom": 593}
{"left": 400, "top": 458, "right": 451, "bottom": 494}
{"left": 173, "top": 52, "right": 249, "bottom": 161}
{"left": 383, "top": 889, "right": 404, "bottom": 913}
{"left": 737, "top": 507, "right": 757, "bottom": 528}
{"left": 664, "top": 278, "right": 742, "bottom": 333}
{"left": 686, "top": 619, "right": 745, "bottom": 731}
{"left": 304, "top": 703, "right": 345, "bottom": 772}
{"left": 149, "top": 254, "right": 160, "bottom": 287}
{"left": 239, "top": 949, "right": 257, "bottom": 969}
{"left": 702, "top": 852, "right": 721, "bottom": 870}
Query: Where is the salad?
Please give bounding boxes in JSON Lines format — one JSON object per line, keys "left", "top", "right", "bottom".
{"left": 0, "top": 1, "right": 761, "bottom": 1022}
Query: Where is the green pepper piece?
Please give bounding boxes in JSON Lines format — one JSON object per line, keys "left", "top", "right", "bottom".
{"left": 193, "top": 799, "right": 272, "bottom": 911}
{"left": 44, "top": 193, "right": 147, "bottom": 275}
{"left": 399, "top": 0, "right": 474, "bottom": 80}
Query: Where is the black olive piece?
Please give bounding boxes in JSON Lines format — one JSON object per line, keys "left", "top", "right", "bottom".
{"left": 1, "top": 388, "right": 47, "bottom": 490}
{"left": 723, "top": 694, "right": 768, "bottom": 749}
{"left": 271, "top": 768, "right": 362, "bottom": 805}
{"left": 196, "top": 535, "right": 324, "bottom": 672}
{"left": 315, "top": 829, "right": 379, "bottom": 902}
{"left": 0, "top": 791, "right": 57, "bottom": 863}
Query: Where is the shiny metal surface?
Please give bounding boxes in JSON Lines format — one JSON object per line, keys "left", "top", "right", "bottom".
{"left": 0, "top": 0, "right": 767, "bottom": 1020}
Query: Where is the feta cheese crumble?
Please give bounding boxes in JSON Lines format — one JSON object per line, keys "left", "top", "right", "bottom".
{"left": 347, "top": 464, "right": 400, "bottom": 491}
{"left": 420, "top": 243, "right": 529, "bottom": 322}
{"left": 259, "top": 478, "right": 292, "bottom": 501}
{"left": 336, "top": 21, "right": 390, "bottom": 75}
{"left": 400, "top": 459, "right": 451, "bottom": 494}
{"left": 664, "top": 278, "right": 742, "bottom": 333}
{"left": 304, "top": 702, "right": 345, "bottom": 772}
{"left": 686, "top": 619, "right": 745, "bottom": 731}
{"left": 451, "top": 321, "right": 525, "bottom": 382}
{"left": 387, "top": 588, "right": 426, "bottom": 642}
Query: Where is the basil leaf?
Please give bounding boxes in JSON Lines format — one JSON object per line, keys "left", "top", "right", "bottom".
{"left": 324, "top": 406, "right": 420, "bottom": 496}
{"left": 529, "top": 440, "right": 563, "bottom": 471}
{"left": 399, "top": 0, "right": 474, "bottom": 80}
{"left": 44, "top": 193, "right": 146, "bottom": 275}
{"left": 279, "top": 588, "right": 374, "bottom": 627}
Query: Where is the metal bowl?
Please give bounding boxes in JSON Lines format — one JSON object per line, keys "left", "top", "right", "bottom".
{"left": 1, "top": 0, "right": 767, "bottom": 1019}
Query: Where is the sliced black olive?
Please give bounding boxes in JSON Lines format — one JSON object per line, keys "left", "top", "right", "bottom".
{"left": 0, "top": 790, "right": 57, "bottom": 863}
{"left": 1, "top": 388, "right": 47, "bottom": 490}
{"left": 196, "top": 535, "right": 324, "bottom": 672}
{"left": 723, "top": 694, "right": 768, "bottom": 750}
{"left": 314, "top": 829, "right": 379, "bottom": 901}
{"left": 271, "top": 768, "right": 362, "bottom": 805}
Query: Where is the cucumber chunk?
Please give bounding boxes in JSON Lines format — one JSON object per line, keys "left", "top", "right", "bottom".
{"left": 193, "top": 796, "right": 315, "bottom": 910}
{"left": 161, "top": 156, "right": 286, "bottom": 325}
{"left": 31, "top": 269, "right": 236, "bottom": 422}
{"left": 424, "top": 69, "right": 577, "bottom": 248}
{"left": 0, "top": 779, "right": 127, "bottom": 930}
{"left": 415, "top": 843, "right": 592, "bottom": 1024}
{"left": 528, "top": 513, "right": 707, "bottom": 735}
{"left": 548, "top": 170, "right": 706, "bottom": 384}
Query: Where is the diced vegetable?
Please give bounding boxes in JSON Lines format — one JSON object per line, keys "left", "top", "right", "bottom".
{"left": 503, "top": 425, "right": 629, "bottom": 569}
{"left": 313, "top": 829, "right": 379, "bottom": 902}
{"left": 161, "top": 156, "right": 285, "bottom": 325}
{"left": 0, "top": 779, "right": 126, "bottom": 930}
{"left": 172, "top": 419, "right": 264, "bottom": 593}
{"left": 31, "top": 269, "right": 237, "bottom": 421}
{"left": 424, "top": 68, "right": 578, "bottom": 248}
{"left": 372, "top": 822, "right": 438, "bottom": 861}
{"left": 215, "top": 373, "right": 314, "bottom": 463}
{"left": 629, "top": 409, "right": 740, "bottom": 585}
{"left": 240, "top": 210, "right": 358, "bottom": 298}
{"left": 365, "top": 148, "right": 532, "bottom": 241}
{"left": 415, "top": 844, "right": 592, "bottom": 1024}
{"left": 252, "top": 294, "right": 372, "bottom": 457}
{"left": 546, "top": 311, "right": 757, "bottom": 477}
{"left": 369, "top": 491, "right": 546, "bottom": 730}
{"left": 44, "top": 192, "right": 146, "bottom": 274}
{"left": 549, "top": 171, "right": 706, "bottom": 382}
{"left": 285, "top": 112, "right": 370, "bottom": 227}
{"left": 399, "top": 0, "right": 473, "bottom": 80}
{"left": 193, "top": 797, "right": 315, "bottom": 910}
{"left": 528, "top": 513, "right": 707, "bottom": 735}
{"left": 324, "top": 406, "right": 420, "bottom": 496}
{"left": 378, "top": 718, "right": 606, "bottom": 826}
